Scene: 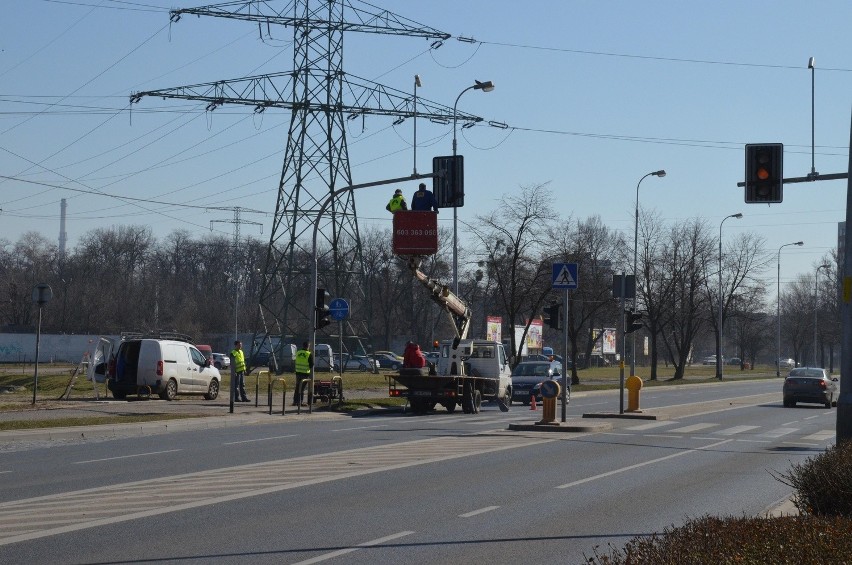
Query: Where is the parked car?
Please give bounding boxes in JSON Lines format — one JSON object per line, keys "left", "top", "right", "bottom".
{"left": 102, "top": 335, "right": 221, "bottom": 401}
{"left": 783, "top": 368, "right": 838, "bottom": 408}
{"left": 375, "top": 350, "right": 403, "bottom": 361}
{"left": 727, "top": 357, "right": 742, "bottom": 366}
{"left": 701, "top": 355, "right": 717, "bottom": 365}
{"left": 510, "top": 360, "right": 565, "bottom": 405}
{"left": 373, "top": 352, "right": 402, "bottom": 370}
{"left": 424, "top": 351, "right": 440, "bottom": 365}
{"left": 212, "top": 352, "right": 230, "bottom": 370}
{"left": 334, "top": 353, "right": 376, "bottom": 372}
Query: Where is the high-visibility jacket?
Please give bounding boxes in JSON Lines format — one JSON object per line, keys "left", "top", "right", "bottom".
{"left": 230, "top": 348, "right": 246, "bottom": 373}
{"left": 295, "top": 349, "right": 312, "bottom": 374}
{"left": 386, "top": 195, "right": 407, "bottom": 213}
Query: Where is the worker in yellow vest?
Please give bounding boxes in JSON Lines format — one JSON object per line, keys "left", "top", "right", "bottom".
{"left": 293, "top": 341, "right": 313, "bottom": 407}
{"left": 385, "top": 188, "right": 408, "bottom": 213}
{"left": 229, "top": 340, "right": 249, "bottom": 403}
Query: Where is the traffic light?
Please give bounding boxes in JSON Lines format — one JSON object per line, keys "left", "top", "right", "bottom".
{"left": 624, "top": 309, "right": 643, "bottom": 334}
{"left": 315, "top": 288, "right": 331, "bottom": 329}
{"left": 744, "top": 143, "right": 783, "bottom": 203}
{"left": 543, "top": 302, "right": 562, "bottom": 330}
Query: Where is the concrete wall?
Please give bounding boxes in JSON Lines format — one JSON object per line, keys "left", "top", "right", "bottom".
{"left": 0, "top": 334, "right": 119, "bottom": 363}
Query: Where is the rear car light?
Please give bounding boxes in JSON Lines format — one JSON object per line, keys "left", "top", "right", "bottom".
{"left": 819, "top": 381, "right": 827, "bottom": 389}
{"left": 157, "top": 360, "right": 163, "bottom": 376}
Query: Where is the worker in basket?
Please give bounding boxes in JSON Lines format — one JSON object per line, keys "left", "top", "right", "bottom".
{"left": 403, "top": 341, "right": 428, "bottom": 376}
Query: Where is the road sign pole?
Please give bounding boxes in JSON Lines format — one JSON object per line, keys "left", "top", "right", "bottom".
{"left": 562, "top": 287, "right": 569, "bottom": 422}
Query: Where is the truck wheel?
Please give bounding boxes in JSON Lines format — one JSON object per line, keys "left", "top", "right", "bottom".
{"left": 159, "top": 378, "right": 177, "bottom": 401}
{"left": 472, "top": 389, "right": 482, "bottom": 414}
{"left": 443, "top": 401, "right": 457, "bottom": 413}
{"left": 461, "top": 381, "right": 473, "bottom": 413}
{"left": 410, "top": 398, "right": 427, "bottom": 415}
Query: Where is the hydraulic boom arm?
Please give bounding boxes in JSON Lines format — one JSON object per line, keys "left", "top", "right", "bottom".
{"left": 407, "top": 257, "right": 471, "bottom": 340}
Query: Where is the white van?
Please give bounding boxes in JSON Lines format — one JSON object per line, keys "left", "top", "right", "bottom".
{"left": 314, "top": 343, "right": 334, "bottom": 372}
{"left": 96, "top": 335, "right": 222, "bottom": 401}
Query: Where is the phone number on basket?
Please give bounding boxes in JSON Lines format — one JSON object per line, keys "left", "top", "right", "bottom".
{"left": 395, "top": 229, "right": 436, "bottom": 236}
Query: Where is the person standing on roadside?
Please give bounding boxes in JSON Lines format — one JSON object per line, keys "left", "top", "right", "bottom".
{"left": 229, "top": 340, "right": 249, "bottom": 403}
{"left": 293, "top": 341, "right": 313, "bottom": 407}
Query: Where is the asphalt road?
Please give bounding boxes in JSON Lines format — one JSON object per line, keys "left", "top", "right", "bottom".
{"left": 0, "top": 379, "right": 831, "bottom": 564}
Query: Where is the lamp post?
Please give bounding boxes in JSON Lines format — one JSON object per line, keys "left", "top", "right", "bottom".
{"left": 413, "top": 74, "right": 421, "bottom": 175}
{"left": 777, "top": 241, "right": 804, "bottom": 377}
{"left": 814, "top": 262, "right": 831, "bottom": 366}
{"left": 631, "top": 169, "right": 665, "bottom": 378}
{"left": 807, "top": 57, "right": 819, "bottom": 180}
{"left": 718, "top": 212, "right": 743, "bottom": 380}
{"left": 452, "top": 79, "right": 494, "bottom": 294}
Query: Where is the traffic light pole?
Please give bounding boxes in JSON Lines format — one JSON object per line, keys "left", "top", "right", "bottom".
{"left": 838, "top": 108, "right": 852, "bottom": 444}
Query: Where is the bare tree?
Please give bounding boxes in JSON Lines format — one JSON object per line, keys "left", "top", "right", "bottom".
{"left": 659, "top": 219, "right": 714, "bottom": 379}
{"left": 468, "top": 183, "right": 557, "bottom": 364}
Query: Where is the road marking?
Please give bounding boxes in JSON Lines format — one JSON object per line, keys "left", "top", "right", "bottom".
{"left": 668, "top": 423, "right": 718, "bottom": 433}
{"left": 292, "top": 531, "right": 415, "bottom": 564}
{"left": 759, "top": 428, "right": 798, "bottom": 439}
{"left": 805, "top": 415, "right": 823, "bottom": 420}
{"left": 0, "top": 433, "right": 553, "bottom": 546}
{"left": 556, "top": 439, "right": 732, "bottom": 489}
{"left": 801, "top": 430, "right": 835, "bottom": 442}
{"left": 625, "top": 421, "right": 675, "bottom": 431}
{"left": 223, "top": 435, "right": 297, "bottom": 445}
{"left": 459, "top": 506, "right": 499, "bottom": 518}
{"left": 331, "top": 425, "right": 389, "bottom": 432}
{"left": 715, "top": 425, "right": 760, "bottom": 436}
{"left": 72, "top": 449, "right": 181, "bottom": 465}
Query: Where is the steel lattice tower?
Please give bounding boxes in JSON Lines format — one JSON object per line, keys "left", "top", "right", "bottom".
{"left": 131, "top": 1, "right": 483, "bottom": 355}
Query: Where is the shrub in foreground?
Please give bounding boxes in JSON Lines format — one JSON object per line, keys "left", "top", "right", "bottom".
{"left": 586, "top": 514, "right": 852, "bottom": 564}
{"left": 775, "top": 441, "right": 852, "bottom": 517}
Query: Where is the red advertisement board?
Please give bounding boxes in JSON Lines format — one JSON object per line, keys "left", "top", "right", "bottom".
{"left": 392, "top": 211, "right": 439, "bottom": 255}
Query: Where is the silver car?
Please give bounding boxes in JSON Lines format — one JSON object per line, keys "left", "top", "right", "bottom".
{"left": 783, "top": 368, "right": 838, "bottom": 408}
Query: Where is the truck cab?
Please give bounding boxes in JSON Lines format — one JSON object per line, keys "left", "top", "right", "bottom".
{"left": 437, "top": 339, "right": 512, "bottom": 401}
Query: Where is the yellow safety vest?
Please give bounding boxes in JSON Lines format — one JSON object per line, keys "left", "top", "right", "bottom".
{"left": 387, "top": 195, "right": 406, "bottom": 212}
{"left": 295, "top": 349, "right": 311, "bottom": 374}
{"left": 230, "top": 349, "right": 246, "bottom": 373}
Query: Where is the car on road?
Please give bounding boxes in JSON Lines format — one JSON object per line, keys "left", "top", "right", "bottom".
{"left": 373, "top": 352, "right": 402, "bottom": 370}
{"left": 212, "top": 352, "right": 230, "bottom": 370}
{"left": 510, "top": 360, "right": 565, "bottom": 405}
{"left": 778, "top": 358, "right": 797, "bottom": 369}
{"left": 424, "top": 351, "right": 440, "bottom": 365}
{"left": 727, "top": 357, "right": 741, "bottom": 366}
{"left": 783, "top": 368, "right": 838, "bottom": 408}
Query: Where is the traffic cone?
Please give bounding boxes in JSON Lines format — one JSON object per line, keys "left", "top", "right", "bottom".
{"left": 530, "top": 394, "right": 537, "bottom": 411}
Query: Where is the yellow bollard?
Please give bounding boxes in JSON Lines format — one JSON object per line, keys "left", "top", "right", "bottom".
{"left": 626, "top": 375, "right": 643, "bottom": 412}
{"left": 535, "top": 380, "right": 560, "bottom": 426}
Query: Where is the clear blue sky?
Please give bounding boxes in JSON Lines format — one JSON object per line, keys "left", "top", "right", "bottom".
{"left": 1, "top": 0, "right": 850, "bottom": 293}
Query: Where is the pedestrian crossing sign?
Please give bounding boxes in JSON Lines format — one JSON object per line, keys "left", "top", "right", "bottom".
{"left": 552, "top": 263, "right": 578, "bottom": 289}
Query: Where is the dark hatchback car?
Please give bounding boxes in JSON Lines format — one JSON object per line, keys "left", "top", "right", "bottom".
{"left": 510, "top": 361, "right": 566, "bottom": 405}
{"left": 783, "top": 368, "right": 838, "bottom": 408}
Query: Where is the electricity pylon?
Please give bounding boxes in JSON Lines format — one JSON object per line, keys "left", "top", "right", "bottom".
{"left": 130, "top": 1, "right": 484, "bottom": 360}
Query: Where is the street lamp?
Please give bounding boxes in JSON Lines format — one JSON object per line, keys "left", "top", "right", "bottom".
{"left": 413, "top": 74, "right": 421, "bottom": 175}
{"left": 814, "top": 262, "right": 831, "bottom": 366}
{"left": 807, "top": 57, "right": 819, "bottom": 180}
{"left": 631, "top": 169, "right": 666, "bottom": 378}
{"left": 718, "top": 212, "right": 743, "bottom": 380}
{"left": 452, "top": 79, "right": 494, "bottom": 294}
{"left": 777, "top": 241, "right": 804, "bottom": 377}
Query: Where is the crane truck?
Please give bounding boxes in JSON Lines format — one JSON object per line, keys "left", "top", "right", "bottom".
{"left": 388, "top": 212, "right": 512, "bottom": 415}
